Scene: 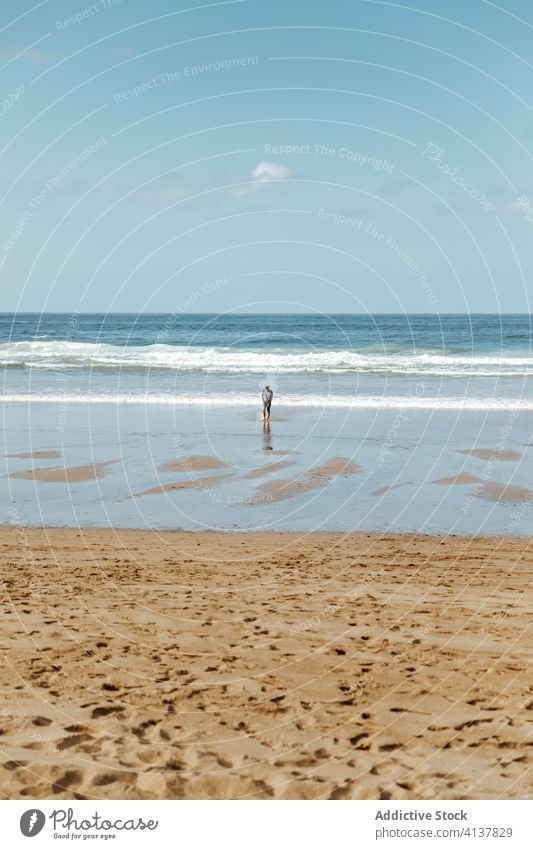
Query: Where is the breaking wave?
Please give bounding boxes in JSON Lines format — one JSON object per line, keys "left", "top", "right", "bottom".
{"left": 1, "top": 340, "right": 532, "bottom": 376}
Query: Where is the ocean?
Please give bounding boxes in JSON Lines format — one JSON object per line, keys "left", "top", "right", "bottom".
{"left": 1, "top": 312, "right": 533, "bottom": 409}
{"left": 1, "top": 313, "right": 532, "bottom": 534}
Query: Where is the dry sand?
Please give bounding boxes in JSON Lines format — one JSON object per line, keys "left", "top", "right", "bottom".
{"left": 0, "top": 527, "right": 531, "bottom": 801}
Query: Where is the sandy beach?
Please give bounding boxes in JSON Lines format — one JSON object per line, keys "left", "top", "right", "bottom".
{"left": 0, "top": 527, "right": 531, "bottom": 800}
{"left": 3, "top": 0, "right": 533, "bottom": 831}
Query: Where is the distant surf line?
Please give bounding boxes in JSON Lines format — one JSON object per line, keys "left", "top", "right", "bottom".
{"left": 2, "top": 392, "right": 533, "bottom": 411}
{"left": 1, "top": 340, "right": 533, "bottom": 376}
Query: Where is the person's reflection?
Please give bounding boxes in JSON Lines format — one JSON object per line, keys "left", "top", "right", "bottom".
{"left": 262, "top": 419, "right": 273, "bottom": 451}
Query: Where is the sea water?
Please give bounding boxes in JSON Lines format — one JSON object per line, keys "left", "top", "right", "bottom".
{"left": 1, "top": 313, "right": 532, "bottom": 533}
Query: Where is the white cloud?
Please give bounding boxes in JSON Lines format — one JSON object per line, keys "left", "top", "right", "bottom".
{"left": 231, "top": 161, "right": 293, "bottom": 197}
{"left": 252, "top": 161, "right": 292, "bottom": 181}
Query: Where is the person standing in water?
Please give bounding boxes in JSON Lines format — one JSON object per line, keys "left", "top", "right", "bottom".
{"left": 262, "top": 385, "right": 273, "bottom": 421}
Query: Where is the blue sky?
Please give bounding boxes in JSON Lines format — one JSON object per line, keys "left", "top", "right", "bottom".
{"left": 1, "top": 0, "right": 533, "bottom": 313}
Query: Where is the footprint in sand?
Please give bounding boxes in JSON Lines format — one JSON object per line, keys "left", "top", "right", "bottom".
{"left": 57, "top": 733, "right": 93, "bottom": 750}
{"left": 51, "top": 770, "right": 84, "bottom": 794}
{"left": 92, "top": 773, "right": 121, "bottom": 787}
{"left": 91, "top": 705, "right": 125, "bottom": 719}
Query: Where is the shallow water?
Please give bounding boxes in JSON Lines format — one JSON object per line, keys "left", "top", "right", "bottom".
{"left": 2, "top": 401, "right": 532, "bottom": 535}
{"left": 2, "top": 313, "right": 532, "bottom": 534}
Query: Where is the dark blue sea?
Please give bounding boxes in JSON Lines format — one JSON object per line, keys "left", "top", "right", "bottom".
{"left": 1, "top": 313, "right": 532, "bottom": 410}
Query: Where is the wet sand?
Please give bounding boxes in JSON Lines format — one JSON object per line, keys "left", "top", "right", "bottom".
{"left": 131, "top": 472, "right": 235, "bottom": 499}
{"left": 158, "top": 456, "right": 229, "bottom": 473}
{"left": 433, "top": 475, "right": 533, "bottom": 504}
{"left": 255, "top": 457, "right": 361, "bottom": 504}
{"left": 459, "top": 449, "right": 522, "bottom": 462}
{"left": 7, "top": 461, "right": 117, "bottom": 483}
{"left": 474, "top": 481, "right": 533, "bottom": 503}
{"left": 0, "top": 527, "right": 531, "bottom": 801}
{"left": 243, "top": 459, "right": 295, "bottom": 479}
{"left": 371, "top": 482, "right": 413, "bottom": 497}
{"left": 434, "top": 474, "right": 481, "bottom": 486}
{"left": 7, "top": 451, "right": 63, "bottom": 461}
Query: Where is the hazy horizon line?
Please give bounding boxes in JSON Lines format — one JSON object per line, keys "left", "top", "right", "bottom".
{"left": 2, "top": 311, "right": 532, "bottom": 317}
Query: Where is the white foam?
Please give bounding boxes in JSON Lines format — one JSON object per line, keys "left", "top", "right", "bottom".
{"left": 1, "top": 340, "right": 532, "bottom": 375}
{"left": 2, "top": 392, "right": 533, "bottom": 411}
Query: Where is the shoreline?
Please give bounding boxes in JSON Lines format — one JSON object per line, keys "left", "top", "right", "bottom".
{"left": 1, "top": 527, "right": 531, "bottom": 800}
{"left": 3, "top": 524, "right": 532, "bottom": 539}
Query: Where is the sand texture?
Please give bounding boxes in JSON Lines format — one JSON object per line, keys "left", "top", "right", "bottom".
{"left": 0, "top": 528, "right": 531, "bottom": 800}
